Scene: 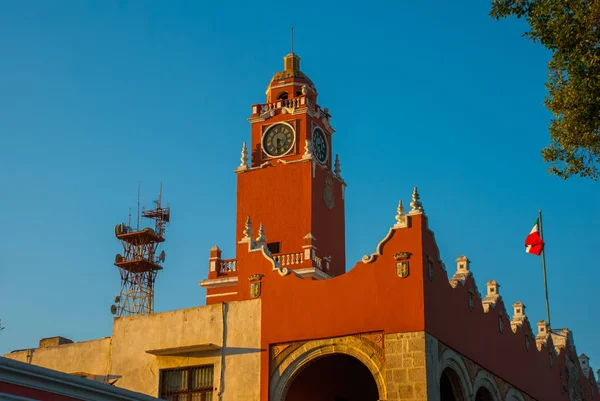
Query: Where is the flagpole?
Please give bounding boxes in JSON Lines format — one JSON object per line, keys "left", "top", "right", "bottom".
{"left": 538, "top": 209, "right": 552, "bottom": 330}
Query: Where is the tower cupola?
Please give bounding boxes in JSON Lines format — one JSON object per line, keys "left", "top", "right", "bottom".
{"left": 267, "top": 53, "right": 316, "bottom": 103}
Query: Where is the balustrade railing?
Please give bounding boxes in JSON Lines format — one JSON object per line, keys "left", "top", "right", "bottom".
{"left": 220, "top": 259, "right": 237, "bottom": 273}
{"left": 273, "top": 252, "right": 303, "bottom": 266}
{"left": 254, "top": 96, "right": 307, "bottom": 115}
{"left": 314, "top": 256, "right": 322, "bottom": 269}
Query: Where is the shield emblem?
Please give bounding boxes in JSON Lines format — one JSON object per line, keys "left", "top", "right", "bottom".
{"left": 396, "top": 261, "right": 409, "bottom": 278}
{"left": 250, "top": 282, "right": 261, "bottom": 298}
{"left": 323, "top": 176, "right": 334, "bottom": 209}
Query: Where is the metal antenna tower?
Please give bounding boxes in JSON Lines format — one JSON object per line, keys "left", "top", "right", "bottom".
{"left": 111, "top": 185, "right": 170, "bottom": 316}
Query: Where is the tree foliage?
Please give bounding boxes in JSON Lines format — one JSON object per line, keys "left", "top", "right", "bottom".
{"left": 491, "top": 0, "right": 600, "bottom": 179}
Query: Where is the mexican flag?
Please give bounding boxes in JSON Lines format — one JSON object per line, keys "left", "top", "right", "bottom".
{"left": 525, "top": 218, "right": 545, "bottom": 256}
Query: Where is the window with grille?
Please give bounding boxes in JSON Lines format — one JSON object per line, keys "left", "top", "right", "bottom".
{"left": 160, "top": 365, "right": 215, "bottom": 401}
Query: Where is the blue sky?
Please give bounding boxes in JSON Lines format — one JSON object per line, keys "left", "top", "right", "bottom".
{"left": 1, "top": 0, "right": 598, "bottom": 372}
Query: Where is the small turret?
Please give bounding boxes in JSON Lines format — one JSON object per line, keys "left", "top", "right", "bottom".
{"left": 536, "top": 320, "right": 549, "bottom": 350}
{"left": 450, "top": 255, "right": 471, "bottom": 287}
{"left": 482, "top": 280, "right": 501, "bottom": 312}
{"left": 510, "top": 301, "right": 527, "bottom": 332}
{"left": 579, "top": 353, "right": 590, "bottom": 376}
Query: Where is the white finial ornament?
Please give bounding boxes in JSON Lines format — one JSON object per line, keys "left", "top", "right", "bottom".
{"left": 256, "top": 223, "right": 266, "bottom": 245}
{"left": 237, "top": 142, "right": 249, "bottom": 171}
{"left": 409, "top": 186, "right": 423, "bottom": 214}
{"left": 334, "top": 154, "right": 342, "bottom": 178}
{"left": 302, "top": 139, "right": 313, "bottom": 160}
{"left": 396, "top": 200, "right": 405, "bottom": 221}
{"left": 243, "top": 216, "right": 253, "bottom": 239}
{"left": 393, "top": 200, "right": 408, "bottom": 229}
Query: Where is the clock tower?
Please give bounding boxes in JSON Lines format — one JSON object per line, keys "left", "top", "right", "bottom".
{"left": 235, "top": 52, "right": 347, "bottom": 277}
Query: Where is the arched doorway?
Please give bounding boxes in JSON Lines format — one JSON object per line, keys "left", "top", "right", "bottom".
{"left": 284, "top": 354, "right": 379, "bottom": 401}
{"left": 440, "top": 367, "right": 465, "bottom": 401}
{"left": 475, "top": 387, "right": 494, "bottom": 401}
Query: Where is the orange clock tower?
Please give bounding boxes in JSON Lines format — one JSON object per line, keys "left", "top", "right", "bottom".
{"left": 235, "top": 52, "right": 347, "bottom": 277}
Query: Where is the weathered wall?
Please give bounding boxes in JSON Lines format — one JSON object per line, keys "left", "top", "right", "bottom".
{"left": 4, "top": 300, "right": 261, "bottom": 401}
{"left": 5, "top": 337, "right": 111, "bottom": 376}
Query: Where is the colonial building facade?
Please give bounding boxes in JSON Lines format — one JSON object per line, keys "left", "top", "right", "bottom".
{"left": 5, "top": 53, "right": 600, "bottom": 401}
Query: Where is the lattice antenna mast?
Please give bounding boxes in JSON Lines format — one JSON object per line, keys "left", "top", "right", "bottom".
{"left": 111, "top": 185, "right": 170, "bottom": 317}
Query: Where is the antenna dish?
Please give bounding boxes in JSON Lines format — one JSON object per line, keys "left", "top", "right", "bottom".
{"left": 115, "top": 223, "right": 128, "bottom": 237}
{"left": 115, "top": 254, "right": 124, "bottom": 263}
{"left": 114, "top": 295, "right": 120, "bottom": 303}
{"left": 110, "top": 305, "right": 117, "bottom": 315}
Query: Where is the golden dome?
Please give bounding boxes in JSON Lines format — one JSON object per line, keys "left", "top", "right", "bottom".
{"left": 269, "top": 53, "right": 314, "bottom": 87}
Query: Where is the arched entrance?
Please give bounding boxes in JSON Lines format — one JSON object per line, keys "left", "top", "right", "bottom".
{"left": 269, "top": 335, "right": 387, "bottom": 401}
{"left": 284, "top": 354, "right": 379, "bottom": 401}
{"left": 475, "top": 387, "right": 494, "bottom": 401}
{"left": 440, "top": 368, "right": 465, "bottom": 401}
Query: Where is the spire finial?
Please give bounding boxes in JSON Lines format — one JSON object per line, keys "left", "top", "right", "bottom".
{"left": 409, "top": 186, "right": 423, "bottom": 214}
{"left": 237, "top": 142, "right": 249, "bottom": 171}
{"left": 243, "top": 216, "right": 253, "bottom": 239}
{"left": 256, "top": 223, "right": 266, "bottom": 245}
{"left": 393, "top": 200, "right": 408, "bottom": 228}
{"left": 396, "top": 200, "right": 405, "bottom": 219}
{"left": 334, "top": 154, "right": 342, "bottom": 178}
{"left": 291, "top": 25, "right": 294, "bottom": 55}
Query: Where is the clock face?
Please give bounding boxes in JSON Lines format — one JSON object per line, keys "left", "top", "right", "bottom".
{"left": 313, "top": 127, "right": 328, "bottom": 163}
{"left": 262, "top": 123, "right": 295, "bottom": 157}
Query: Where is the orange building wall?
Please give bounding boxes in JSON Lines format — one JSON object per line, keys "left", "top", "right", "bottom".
{"left": 236, "top": 162, "right": 313, "bottom": 256}
{"left": 257, "top": 215, "right": 429, "bottom": 401}
{"left": 310, "top": 165, "right": 346, "bottom": 275}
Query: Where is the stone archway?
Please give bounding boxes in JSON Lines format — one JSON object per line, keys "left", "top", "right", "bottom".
{"left": 269, "top": 334, "right": 387, "bottom": 401}
{"left": 440, "top": 367, "right": 466, "bottom": 401}
{"left": 472, "top": 371, "right": 502, "bottom": 401}
{"left": 438, "top": 349, "right": 473, "bottom": 400}
{"left": 505, "top": 388, "right": 526, "bottom": 401}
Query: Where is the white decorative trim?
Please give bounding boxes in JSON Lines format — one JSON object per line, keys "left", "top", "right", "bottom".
{"left": 236, "top": 142, "right": 249, "bottom": 171}
{"left": 205, "top": 291, "right": 238, "bottom": 298}
{"left": 293, "top": 267, "right": 331, "bottom": 280}
{"left": 198, "top": 276, "right": 239, "bottom": 289}
{"left": 0, "top": 357, "right": 157, "bottom": 401}
{"left": 362, "top": 228, "right": 395, "bottom": 264}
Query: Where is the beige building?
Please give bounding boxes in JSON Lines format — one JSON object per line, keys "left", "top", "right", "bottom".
{"left": 6, "top": 301, "right": 259, "bottom": 400}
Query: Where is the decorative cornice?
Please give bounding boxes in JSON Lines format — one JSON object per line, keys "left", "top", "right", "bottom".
{"left": 362, "top": 228, "right": 394, "bottom": 264}
{"left": 293, "top": 267, "right": 331, "bottom": 280}
{"left": 198, "top": 276, "right": 239, "bottom": 289}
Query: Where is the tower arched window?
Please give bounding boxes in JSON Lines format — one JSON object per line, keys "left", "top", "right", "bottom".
{"left": 278, "top": 92, "right": 288, "bottom": 100}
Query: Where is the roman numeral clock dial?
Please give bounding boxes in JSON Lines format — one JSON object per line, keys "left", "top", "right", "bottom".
{"left": 262, "top": 123, "right": 295, "bottom": 157}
